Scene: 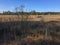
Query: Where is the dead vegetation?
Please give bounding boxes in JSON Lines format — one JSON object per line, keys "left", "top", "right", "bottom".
{"left": 0, "top": 21, "right": 60, "bottom": 45}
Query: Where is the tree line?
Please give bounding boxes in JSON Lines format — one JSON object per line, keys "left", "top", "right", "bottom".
{"left": 0, "top": 11, "right": 60, "bottom": 15}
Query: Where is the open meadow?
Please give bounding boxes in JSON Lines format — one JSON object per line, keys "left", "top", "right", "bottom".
{"left": 0, "top": 15, "right": 60, "bottom": 22}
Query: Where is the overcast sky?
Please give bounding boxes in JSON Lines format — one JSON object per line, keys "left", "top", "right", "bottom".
{"left": 0, "top": 0, "right": 60, "bottom": 12}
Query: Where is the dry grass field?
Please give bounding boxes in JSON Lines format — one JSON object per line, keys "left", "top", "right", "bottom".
{"left": 0, "top": 15, "right": 60, "bottom": 45}
{"left": 0, "top": 15, "right": 60, "bottom": 22}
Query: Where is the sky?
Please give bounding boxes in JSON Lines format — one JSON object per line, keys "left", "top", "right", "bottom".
{"left": 0, "top": 0, "right": 60, "bottom": 12}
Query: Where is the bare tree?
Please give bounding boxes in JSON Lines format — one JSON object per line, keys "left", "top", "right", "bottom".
{"left": 14, "top": 5, "right": 29, "bottom": 40}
